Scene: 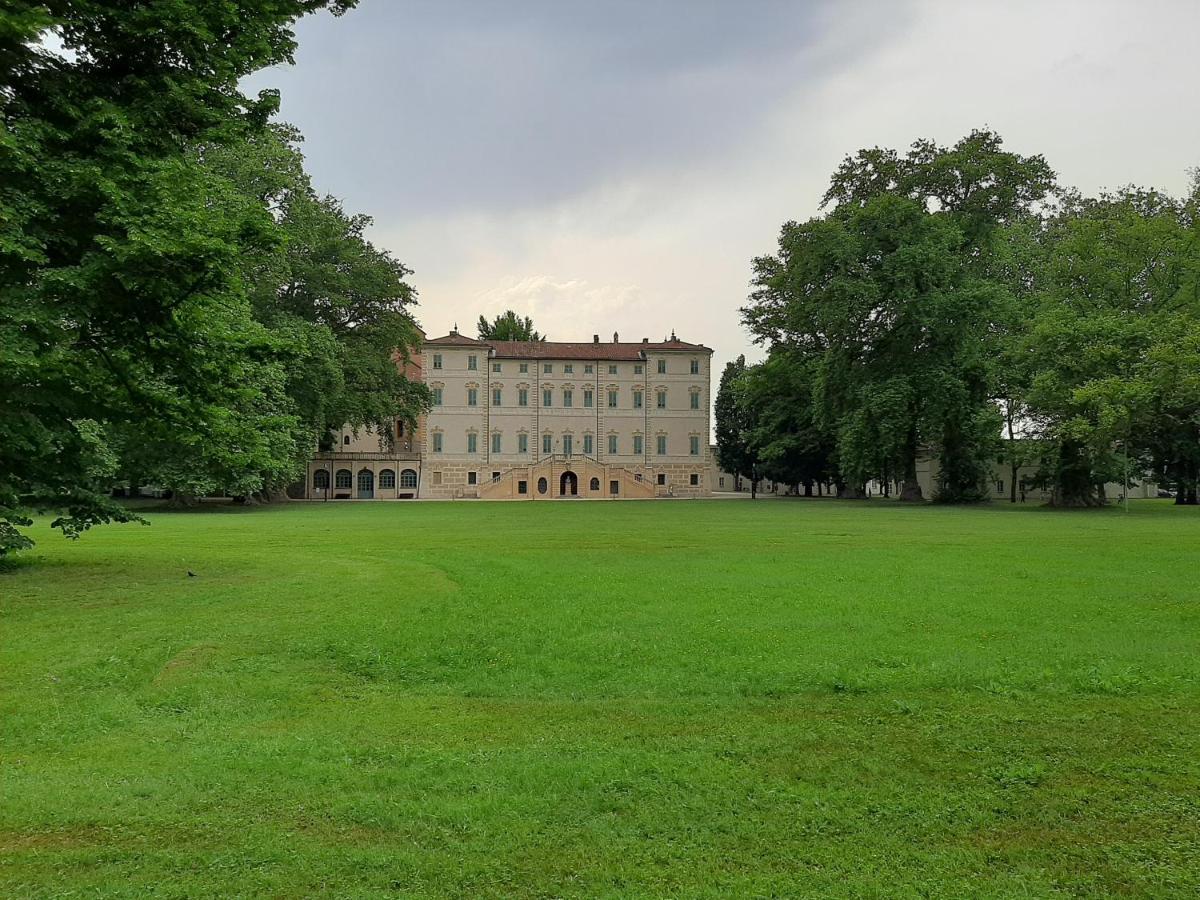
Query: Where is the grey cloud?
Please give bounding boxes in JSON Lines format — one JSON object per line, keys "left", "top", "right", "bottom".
{"left": 248, "top": 0, "right": 912, "bottom": 217}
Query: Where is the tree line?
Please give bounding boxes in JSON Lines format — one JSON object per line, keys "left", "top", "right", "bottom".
{"left": 718, "top": 130, "right": 1200, "bottom": 506}
{"left": 1, "top": 1, "right": 429, "bottom": 555}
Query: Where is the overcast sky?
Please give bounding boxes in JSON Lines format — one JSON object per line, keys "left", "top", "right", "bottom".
{"left": 249, "top": 0, "right": 1200, "bottom": 379}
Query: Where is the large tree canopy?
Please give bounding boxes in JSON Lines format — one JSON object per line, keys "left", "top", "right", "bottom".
{"left": 744, "top": 130, "right": 1051, "bottom": 501}
{"left": 2, "top": 1, "right": 434, "bottom": 553}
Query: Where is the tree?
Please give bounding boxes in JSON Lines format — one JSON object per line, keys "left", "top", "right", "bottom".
{"left": 1019, "top": 188, "right": 1200, "bottom": 505}
{"left": 0, "top": 1, "right": 357, "bottom": 553}
{"left": 739, "top": 350, "right": 836, "bottom": 496}
{"left": 477, "top": 310, "right": 544, "bottom": 341}
{"left": 743, "top": 129, "right": 1054, "bottom": 503}
{"left": 714, "top": 355, "right": 761, "bottom": 497}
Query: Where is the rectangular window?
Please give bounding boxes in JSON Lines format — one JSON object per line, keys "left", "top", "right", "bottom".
{"left": 432, "top": 432, "right": 443, "bottom": 453}
{"left": 468, "top": 470, "right": 477, "bottom": 485}
{"left": 996, "top": 480, "right": 1005, "bottom": 494}
{"left": 492, "top": 388, "right": 502, "bottom": 406}
{"left": 633, "top": 435, "right": 643, "bottom": 455}
{"left": 518, "top": 480, "right": 528, "bottom": 495}
{"left": 493, "top": 362, "right": 502, "bottom": 373}
{"left": 492, "top": 471, "right": 500, "bottom": 483}
{"left": 433, "top": 470, "right": 443, "bottom": 485}
{"left": 608, "top": 365, "right": 618, "bottom": 375}
{"left": 519, "top": 362, "right": 528, "bottom": 373}
{"left": 491, "top": 432, "right": 501, "bottom": 453}
{"left": 584, "top": 364, "right": 593, "bottom": 374}
{"left": 657, "top": 359, "right": 666, "bottom": 374}
{"left": 719, "top": 476, "right": 725, "bottom": 488}
{"left": 584, "top": 389, "right": 593, "bottom": 408}
{"left": 657, "top": 435, "right": 667, "bottom": 455}
{"left": 690, "top": 359, "right": 699, "bottom": 374}
{"left": 657, "top": 473, "right": 666, "bottom": 485}
{"left": 519, "top": 433, "right": 528, "bottom": 454}
{"left": 656, "top": 390, "right": 667, "bottom": 409}
{"left": 563, "top": 389, "right": 573, "bottom": 408}
{"left": 432, "top": 387, "right": 443, "bottom": 405}
{"left": 634, "top": 364, "right": 643, "bottom": 375}
{"left": 432, "top": 353, "right": 442, "bottom": 369}
{"left": 543, "top": 363, "right": 553, "bottom": 374}
{"left": 542, "top": 434, "right": 552, "bottom": 454}
{"left": 690, "top": 473, "right": 700, "bottom": 486}
{"left": 519, "top": 388, "right": 528, "bottom": 407}
{"left": 608, "top": 434, "right": 618, "bottom": 455}
{"left": 607, "top": 390, "right": 618, "bottom": 408}
{"left": 467, "top": 433, "right": 477, "bottom": 454}
{"left": 467, "top": 388, "right": 477, "bottom": 406}
{"left": 690, "top": 392, "right": 700, "bottom": 410}
{"left": 564, "top": 364, "right": 573, "bottom": 374}
{"left": 690, "top": 436, "right": 700, "bottom": 456}
{"left": 583, "top": 434, "right": 593, "bottom": 455}
{"left": 563, "top": 435, "right": 573, "bottom": 455}
{"left": 633, "top": 390, "right": 643, "bottom": 409}
{"left": 543, "top": 388, "right": 552, "bottom": 407}
{"left": 468, "top": 355, "right": 477, "bottom": 370}
{"left": 609, "top": 480, "right": 619, "bottom": 495}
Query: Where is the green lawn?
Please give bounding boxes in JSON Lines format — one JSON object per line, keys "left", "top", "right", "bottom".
{"left": 2, "top": 499, "right": 1198, "bottom": 897}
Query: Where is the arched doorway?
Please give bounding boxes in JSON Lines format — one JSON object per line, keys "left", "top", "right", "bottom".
{"left": 357, "top": 468, "right": 374, "bottom": 499}
{"left": 560, "top": 470, "right": 578, "bottom": 496}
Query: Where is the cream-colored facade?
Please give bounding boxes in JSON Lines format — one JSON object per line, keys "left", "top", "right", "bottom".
{"left": 305, "top": 330, "right": 714, "bottom": 500}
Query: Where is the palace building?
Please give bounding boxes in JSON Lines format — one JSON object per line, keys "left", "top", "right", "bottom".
{"left": 305, "top": 328, "right": 714, "bottom": 500}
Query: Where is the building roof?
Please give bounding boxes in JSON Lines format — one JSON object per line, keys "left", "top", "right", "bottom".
{"left": 424, "top": 332, "right": 711, "bottom": 359}
{"left": 425, "top": 332, "right": 490, "bottom": 347}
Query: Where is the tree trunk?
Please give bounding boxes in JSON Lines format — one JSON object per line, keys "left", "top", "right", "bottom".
{"left": 1049, "top": 441, "right": 1105, "bottom": 507}
{"left": 898, "top": 443, "right": 923, "bottom": 502}
{"left": 804, "top": 482, "right": 813, "bottom": 497}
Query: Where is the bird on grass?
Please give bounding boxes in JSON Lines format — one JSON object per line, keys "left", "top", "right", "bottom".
{"left": 187, "top": 570, "right": 196, "bottom": 578}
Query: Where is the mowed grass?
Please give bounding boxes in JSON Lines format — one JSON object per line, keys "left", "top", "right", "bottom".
{"left": 2, "top": 499, "right": 1198, "bottom": 898}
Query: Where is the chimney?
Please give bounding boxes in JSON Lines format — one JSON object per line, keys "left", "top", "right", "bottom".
{"left": 593, "top": 334, "right": 599, "bottom": 343}
{"left": 642, "top": 337, "right": 648, "bottom": 343}
{"left": 613, "top": 331, "right": 619, "bottom": 343}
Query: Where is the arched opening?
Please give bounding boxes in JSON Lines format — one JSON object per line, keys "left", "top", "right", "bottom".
{"left": 560, "top": 470, "right": 578, "bottom": 496}
{"left": 357, "top": 468, "right": 374, "bottom": 499}
{"left": 379, "top": 469, "right": 396, "bottom": 489}
{"left": 537, "top": 477, "right": 548, "bottom": 495}
{"left": 399, "top": 469, "right": 418, "bottom": 488}
{"left": 335, "top": 469, "right": 352, "bottom": 489}
{"left": 589, "top": 477, "right": 600, "bottom": 492}
{"left": 313, "top": 469, "right": 330, "bottom": 489}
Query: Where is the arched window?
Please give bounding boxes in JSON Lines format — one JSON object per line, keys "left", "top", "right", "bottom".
{"left": 378, "top": 469, "right": 396, "bottom": 489}
{"left": 313, "top": 469, "right": 330, "bottom": 489}
{"left": 589, "top": 477, "right": 600, "bottom": 491}
{"left": 357, "top": 469, "right": 374, "bottom": 492}
{"left": 537, "top": 477, "right": 548, "bottom": 495}
{"left": 335, "top": 469, "right": 352, "bottom": 489}
{"left": 400, "top": 469, "right": 418, "bottom": 488}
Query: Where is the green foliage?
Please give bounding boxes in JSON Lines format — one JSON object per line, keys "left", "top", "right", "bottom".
{"left": 0, "top": 1, "right": 431, "bottom": 548}
{"left": 1019, "top": 189, "right": 1200, "bottom": 504}
{"left": 477, "top": 309, "right": 545, "bottom": 341}
{"left": 738, "top": 350, "right": 836, "bottom": 493}
{"left": 714, "top": 355, "right": 760, "bottom": 492}
{"left": 4, "top": 500, "right": 1200, "bottom": 894}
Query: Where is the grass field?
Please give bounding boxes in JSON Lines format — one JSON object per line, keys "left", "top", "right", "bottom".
{"left": 2, "top": 498, "right": 1198, "bottom": 897}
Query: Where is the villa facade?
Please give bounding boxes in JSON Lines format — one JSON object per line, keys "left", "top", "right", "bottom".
{"left": 305, "top": 329, "right": 715, "bottom": 500}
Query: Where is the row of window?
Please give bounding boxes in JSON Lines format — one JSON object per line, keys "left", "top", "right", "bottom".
{"left": 430, "top": 432, "right": 702, "bottom": 456}
{"left": 431, "top": 354, "right": 701, "bottom": 375}
{"left": 432, "top": 386, "right": 702, "bottom": 409}
{"left": 460, "top": 472, "right": 703, "bottom": 488}
{"left": 314, "top": 468, "right": 418, "bottom": 490}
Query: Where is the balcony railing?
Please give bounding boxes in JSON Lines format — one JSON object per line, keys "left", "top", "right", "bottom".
{"left": 312, "top": 450, "right": 420, "bottom": 461}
